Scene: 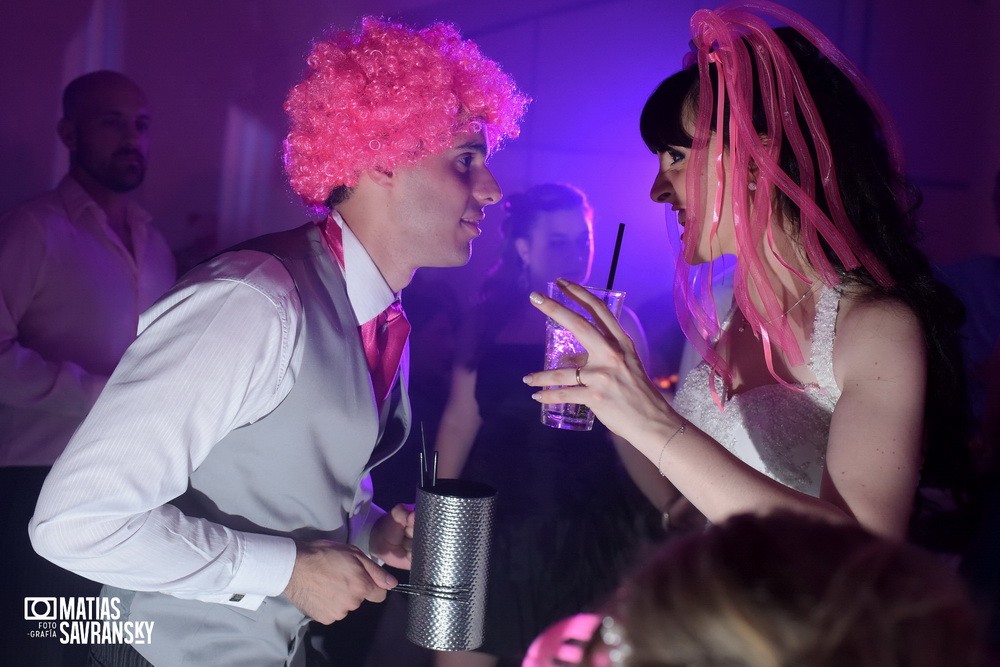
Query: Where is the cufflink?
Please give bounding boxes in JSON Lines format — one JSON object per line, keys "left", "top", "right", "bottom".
{"left": 229, "top": 594, "right": 245, "bottom": 602}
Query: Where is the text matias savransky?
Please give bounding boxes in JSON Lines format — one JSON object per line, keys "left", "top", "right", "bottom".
{"left": 24, "top": 596, "right": 154, "bottom": 645}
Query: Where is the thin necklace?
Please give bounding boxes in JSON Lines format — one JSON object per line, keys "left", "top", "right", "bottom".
{"left": 738, "top": 283, "right": 820, "bottom": 333}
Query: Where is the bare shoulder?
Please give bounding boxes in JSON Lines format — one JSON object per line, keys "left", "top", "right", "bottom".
{"left": 836, "top": 291, "right": 922, "bottom": 344}
{"left": 832, "top": 291, "right": 925, "bottom": 385}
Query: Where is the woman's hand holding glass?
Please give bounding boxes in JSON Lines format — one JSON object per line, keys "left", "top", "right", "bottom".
{"left": 524, "top": 279, "right": 681, "bottom": 449}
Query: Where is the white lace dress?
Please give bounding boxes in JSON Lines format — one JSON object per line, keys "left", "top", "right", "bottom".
{"left": 672, "top": 286, "right": 842, "bottom": 497}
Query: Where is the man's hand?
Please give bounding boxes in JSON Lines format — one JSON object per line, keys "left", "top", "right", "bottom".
{"left": 283, "top": 540, "right": 396, "bottom": 624}
{"left": 370, "top": 503, "right": 415, "bottom": 570}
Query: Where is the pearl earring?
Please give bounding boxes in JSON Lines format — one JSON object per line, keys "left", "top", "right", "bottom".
{"left": 747, "top": 182, "right": 757, "bottom": 192}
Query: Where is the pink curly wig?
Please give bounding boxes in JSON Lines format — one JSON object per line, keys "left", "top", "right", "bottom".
{"left": 283, "top": 17, "right": 529, "bottom": 207}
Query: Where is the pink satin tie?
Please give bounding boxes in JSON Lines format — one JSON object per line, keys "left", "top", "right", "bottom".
{"left": 322, "top": 216, "right": 410, "bottom": 405}
{"left": 360, "top": 299, "right": 410, "bottom": 404}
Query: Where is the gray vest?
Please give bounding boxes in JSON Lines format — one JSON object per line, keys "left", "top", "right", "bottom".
{"left": 110, "top": 223, "right": 411, "bottom": 665}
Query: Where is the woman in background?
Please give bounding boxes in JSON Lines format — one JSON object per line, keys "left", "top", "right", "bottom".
{"left": 435, "top": 183, "right": 664, "bottom": 667}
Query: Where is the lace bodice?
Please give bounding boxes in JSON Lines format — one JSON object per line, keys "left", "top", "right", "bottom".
{"left": 673, "top": 286, "right": 842, "bottom": 496}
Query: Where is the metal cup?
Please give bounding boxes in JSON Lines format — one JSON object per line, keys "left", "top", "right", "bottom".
{"left": 405, "top": 479, "right": 497, "bottom": 651}
{"left": 541, "top": 282, "right": 625, "bottom": 430}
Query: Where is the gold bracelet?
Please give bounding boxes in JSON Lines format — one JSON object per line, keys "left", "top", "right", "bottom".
{"left": 657, "top": 421, "right": 687, "bottom": 477}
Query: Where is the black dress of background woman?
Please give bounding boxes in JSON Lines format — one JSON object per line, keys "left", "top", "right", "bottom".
{"left": 434, "top": 184, "right": 665, "bottom": 667}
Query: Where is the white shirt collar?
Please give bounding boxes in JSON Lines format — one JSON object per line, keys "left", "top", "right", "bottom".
{"left": 58, "top": 175, "right": 152, "bottom": 230}
{"left": 328, "top": 210, "right": 396, "bottom": 324}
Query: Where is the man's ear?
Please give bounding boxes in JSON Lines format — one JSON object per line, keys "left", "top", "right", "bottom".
{"left": 365, "top": 168, "right": 395, "bottom": 189}
{"left": 57, "top": 118, "right": 76, "bottom": 151}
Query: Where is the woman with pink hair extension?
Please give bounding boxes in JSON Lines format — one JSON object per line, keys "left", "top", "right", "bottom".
{"left": 525, "top": 1, "right": 975, "bottom": 549}
{"left": 283, "top": 17, "right": 528, "bottom": 210}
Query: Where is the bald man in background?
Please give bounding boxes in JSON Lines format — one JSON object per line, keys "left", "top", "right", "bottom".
{"left": 0, "top": 70, "right": 175, "bottom": 664}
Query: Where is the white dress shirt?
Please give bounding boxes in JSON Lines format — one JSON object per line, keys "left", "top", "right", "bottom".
{"left": 0, "top": 176, "right": 176, "bottom": 466}
{"left": 30, "top": 212, "right": 395, "bottom": 609}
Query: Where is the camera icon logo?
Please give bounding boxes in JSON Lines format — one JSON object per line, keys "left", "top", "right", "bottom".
{"left": 24, "top": 597, "right": 57, "bottom": 621}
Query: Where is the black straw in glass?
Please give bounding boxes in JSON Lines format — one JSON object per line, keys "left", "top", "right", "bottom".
{"left": 606, "top": 223, "right": 625, "bottom": 291}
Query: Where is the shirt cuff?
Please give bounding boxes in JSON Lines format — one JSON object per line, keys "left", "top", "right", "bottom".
{"left": 211, "top": 533, "right": 297, "bottom": 609}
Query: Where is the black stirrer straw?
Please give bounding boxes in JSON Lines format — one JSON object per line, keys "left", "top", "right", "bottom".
{"left": 417, "top": 422, "right": 438, "bottom": 488}
{"left": 419, "top": 423, "right": 428, "bottom": 489}
{"left": 606, "top": 223, "right": 626, "bottom": 290}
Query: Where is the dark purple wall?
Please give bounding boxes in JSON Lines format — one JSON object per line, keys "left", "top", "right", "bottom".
{"left": 3, "top": 0, "right": 998, "bottom": 313}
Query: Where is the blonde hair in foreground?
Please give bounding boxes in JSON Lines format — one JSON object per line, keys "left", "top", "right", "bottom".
{"left": 601, "top": 512, "right": 981, "bottom": 667}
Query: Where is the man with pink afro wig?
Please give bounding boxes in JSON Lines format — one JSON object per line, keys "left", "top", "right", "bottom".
{"left": 31, "top": 16, "right": 526, "bottom": 666}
